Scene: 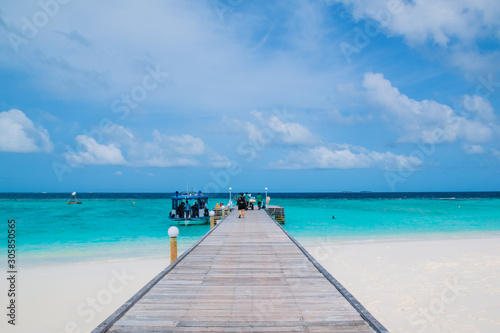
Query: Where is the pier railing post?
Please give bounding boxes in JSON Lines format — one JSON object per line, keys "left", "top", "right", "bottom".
{"left": 209, "top": 211, "right": 215, "bottom": 229}
{"left": 168, "top": 226, "right": 179, "bottom": 263}
{"left": 221, "top": 205, "right": 226, "bottom": 219}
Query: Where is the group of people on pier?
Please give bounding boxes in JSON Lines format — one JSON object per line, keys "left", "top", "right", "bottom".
{"left": 236, "top": 192, "right": 267, "bottom": 218}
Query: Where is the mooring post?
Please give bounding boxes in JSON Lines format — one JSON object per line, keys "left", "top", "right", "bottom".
{"left": 209, "top": 210, "right": 215, "bottom": 229}
{"left": 222, "top": 205, "right": 226, "bottom": 219}
{"left": 168, "top": 226, "right": 179, "bottom": 263}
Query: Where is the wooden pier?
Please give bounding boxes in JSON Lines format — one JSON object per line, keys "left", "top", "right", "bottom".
{"left": 92, "top": 209, "right": 388, "bottom": 332}
{"left": 267, "top": 205, "right": 285, "bottom": 224}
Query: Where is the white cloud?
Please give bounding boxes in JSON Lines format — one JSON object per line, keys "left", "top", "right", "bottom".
{"left": 330, "top": 0, "right": 500, "bottom": 74}
{"left": 150, "top": 130, "right": 205, "bottom": 156}
{"left": 363, "top": 72, "right": 495, "bottom": 144}
{"left": 0, "top": 1, "right": 344, "bottom": 113}
{"left": 449, "top": 51, "right": 500, "bottom": 77}
{"left": 64, "top": 124, "right": 208, "bottom": 167}
{"left": 269, "top": 115, "right": 318, "bottom": 145}
{"left": 463, "top": 144, "right": 485, "bottom": 155}
{"left": 242, "top": 111, "right": 318, "bottom": 146}
{"left": 108, "top": 125, "right": 135, "bottom": 141}
{"left": 0, "top": 109, "right": 53, "bottom": 153}
{"left": 135, "top": 131, "right": 205, "bottom": 167}
{"left": 330, "top": 0, "right": 500, "bottom": 46}
{"left": 270, "top": 144, "right": 421, "bottom": 171}
{"left": 462, "top": 94, "right": 496, "bottom": 122}
{"left": 63, "top": 135, "right": 127, "bottom": 165}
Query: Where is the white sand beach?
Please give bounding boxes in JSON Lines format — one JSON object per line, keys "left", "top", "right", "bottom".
{"left": 2, "top": 236, "right": 500, "bottom": 333}
{"left": 304, "top": 236, "right": 500, "bottom": 333}
{"left": 1, "top": 257, "right": 169, "bottom": 333}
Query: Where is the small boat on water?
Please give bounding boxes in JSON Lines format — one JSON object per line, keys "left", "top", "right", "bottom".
{"left": 168, "top": 191, "right": 209, "bottom": 225}
{"left": 68, "top": 192, "right": 82, "bottom": 204}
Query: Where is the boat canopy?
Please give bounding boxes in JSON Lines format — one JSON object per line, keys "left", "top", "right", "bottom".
{"left": 170, "top": 191, "right": 209, "bottom": 220}
{"left": 171, "top": 190, "right": 209, "bottom": 201}
{"left": 171, "top": 191, "right": 209, "bottom": 211}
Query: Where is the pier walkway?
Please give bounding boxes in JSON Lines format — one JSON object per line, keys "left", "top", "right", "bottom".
{"left": 93, "top": 209, "right": 388, "bottom": 332}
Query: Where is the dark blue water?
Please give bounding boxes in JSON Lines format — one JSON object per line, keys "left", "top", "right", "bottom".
{"left": 2, "top": 191, "right": 500, "bottom": 200}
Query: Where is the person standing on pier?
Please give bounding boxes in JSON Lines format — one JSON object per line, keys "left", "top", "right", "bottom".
{"left": 244, "top": 192, "right": 250, "bottom": 210}
{"left": 237, "top": 193, "right": 246, "bottom": 218}
{"left": 256, "top": 193, "right": 263, "bottom": 210}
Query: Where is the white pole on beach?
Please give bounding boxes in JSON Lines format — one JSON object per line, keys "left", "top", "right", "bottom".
{"left": 229, "top": 187, "right": 232, "bottom": 209}
{"left": 265, "top": 187, "right": 268, "bottom": 208}
{"left": 209, "top": 211, "right": 215, "bottom": 229}
{"left": 168, "top": 227, "right": 179, "bottom": 263}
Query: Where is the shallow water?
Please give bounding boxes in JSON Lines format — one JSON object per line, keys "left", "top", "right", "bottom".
{"left": 1, "top": 192, "right": 499, "bottom": 266}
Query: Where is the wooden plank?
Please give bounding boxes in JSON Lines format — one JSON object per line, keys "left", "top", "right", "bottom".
{"left": 93, "top": 209, "right": 388, "bottom": 333}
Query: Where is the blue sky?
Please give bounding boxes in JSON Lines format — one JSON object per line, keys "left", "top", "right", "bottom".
{"left": 1, "top": 0, "right": 499, "bottom": 193}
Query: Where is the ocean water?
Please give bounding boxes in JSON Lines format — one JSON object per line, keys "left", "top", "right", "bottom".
{"left": 1, "top": 192, "right": 500, "bottom": 267}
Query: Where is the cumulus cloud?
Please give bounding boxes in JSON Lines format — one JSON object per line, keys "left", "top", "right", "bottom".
{"left": 135, "top": 131, "right": 205, "bottom": 167}
{"left": 63, "top": 124, "right": 211, "bottom": 167}
{"left": 363, "top": 72, "right": 495, "bottom": 144}
{"left": 269, "top": 144, "right": 421, "bottom": 171}
{"left": 63, "top": 135, "right": 127, "bottom": 165}
{"left": 333, "top": 0, "right": 500, "bottom": 45}
{"left": 268, "top": 113, "right": 318, "bottom": 145}
{"left": 462, "top": 94, "right": 496, "bottom": 122}
{"left": 330, "top": 0, "right": 500, "bottom": 73}
{"left": 132, "top": 130, "right": 231, "bottom": 168}
{"left": 148, "top": 130, "right": 205, "bottom": 155}
{"left": 0, "top": 109, "right": 53, "bottom": 153}
{"left": 241, "top": 111, "right": 318, "bottom": 146}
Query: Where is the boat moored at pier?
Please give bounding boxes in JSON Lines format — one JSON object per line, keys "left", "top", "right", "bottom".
{"left": 168, "top": 191, "right": 210, "bottom": 225}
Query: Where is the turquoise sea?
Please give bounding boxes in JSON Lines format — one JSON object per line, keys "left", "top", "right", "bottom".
{"left": 1, "top": 192, "right": 500, "bottom": 267}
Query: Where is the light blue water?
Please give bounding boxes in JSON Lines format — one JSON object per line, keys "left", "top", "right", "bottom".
{"left": 1, "top": 198, "right": 209, "bottom": 266}
{"left": 273, "top": 197, "right": 500, "bottom": 240}
{"left": 1, "top": 193, "right": 500, "bottom": 267}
